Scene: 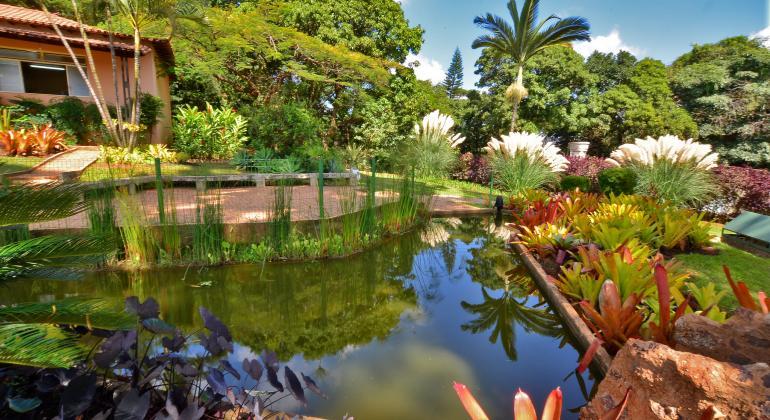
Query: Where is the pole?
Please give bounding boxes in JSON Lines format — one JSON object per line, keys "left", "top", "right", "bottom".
{"left": 318, "top": 159, "right": 325, "bottom": 221}
{"left": 489, "top": 174, "right": 494, "bottom": 207}
{"left": 154, "top": 157, "right": 165, "bottom": 224}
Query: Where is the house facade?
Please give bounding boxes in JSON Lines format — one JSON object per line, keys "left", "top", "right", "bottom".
{"left": 0, "top": 4, "right": 173, "bottom": 143}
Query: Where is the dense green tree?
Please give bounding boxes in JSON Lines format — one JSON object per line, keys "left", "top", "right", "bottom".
{"left": 670, "top": 36, "right": 770, "bottom": 167}
{"left": 279, "top": 0, "right": 424, "bottom": 62}
{"left": 471, "top": 0, "right": 590, "bottom": 131}
{"left": 443, "top": 47, "right": 464, "bottom": 99}
{"left": 585, "top": 51, "right": 636, "bottom": 92}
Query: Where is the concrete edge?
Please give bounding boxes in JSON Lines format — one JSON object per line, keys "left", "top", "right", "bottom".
{"left": 511, "top": 240, "right": 613, "bottom": 376}
{"left": 1, "top": 147, "right": 80, "bottom": 179}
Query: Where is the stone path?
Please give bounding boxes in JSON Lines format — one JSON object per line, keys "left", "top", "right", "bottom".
{"left": 31, "top": 185, "right": 491, "bottom": 231}
{"left": 10, "top": 146, "right": 100, "bottom": 183}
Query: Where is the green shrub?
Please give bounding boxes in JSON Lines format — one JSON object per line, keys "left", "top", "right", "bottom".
{"left": 173, "top": 103, "right": 247, "bottom": 160}
{"left": 245, "top": 102, "right": 322, "bottom": 156}
{"left": 560, "top": 175, "right": 591, "bottom": 192}
{"left": 139, "top": 93, "right": 164, "bottom": 129}
{"left": 634, "top": 160, "right": 718, "bottom": 206}
{"left": 491, "top": 153, "right": 558, "bottom": 196}
{"left": 598, "top": 167, "right": 638, "bottom": 196}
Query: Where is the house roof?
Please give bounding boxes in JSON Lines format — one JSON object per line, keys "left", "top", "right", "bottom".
{"left": 0, "top": 4, "right": 173, "bottom": 65}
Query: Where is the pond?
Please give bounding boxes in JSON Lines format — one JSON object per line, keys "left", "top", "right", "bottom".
{"left": 2, "top": 216, "right": 595, "bottom": 419}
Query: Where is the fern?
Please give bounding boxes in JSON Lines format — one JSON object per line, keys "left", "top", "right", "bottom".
{"left": 0, "top": 324, "right": 87, "bottom": 368}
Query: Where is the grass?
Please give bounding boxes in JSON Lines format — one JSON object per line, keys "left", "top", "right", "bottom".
{"left": 365, "top": 172, "right": 502, "bottom": 207}
{"left": 79, "top": 162, "right": 244, "bottom": 181}
{"left": 0, "top": 156, "right": 44, "bottom": 174}
{"left": 676, "top": 227, "right": 770, "bottom": 310}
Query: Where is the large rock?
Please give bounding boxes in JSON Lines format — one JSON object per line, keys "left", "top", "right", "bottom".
{"left": 674, "top": 309, "right": 770, "bottom": 365}
{"left": 581, "top": 339, "right": 770, "bottom": 419}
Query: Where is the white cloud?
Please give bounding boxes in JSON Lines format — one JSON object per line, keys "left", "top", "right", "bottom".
{"left": 572, "top": 28, "right": 644, "bottom": 58}
{"left": 750, "top": 26, "right": 770, "bottom": 48}
{"left": 403, "top": 52, "right": 445, "bottom": 85}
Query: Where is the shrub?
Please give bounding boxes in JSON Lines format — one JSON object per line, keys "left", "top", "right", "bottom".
{"left": 565, "top": 156, "right": 613, "bottom": 190}
{"left": 173, "top": 103, "right": 247, "bottom": 160}
{"left": 138, "top": 93, "right": 164, "bottom": 129}
{"left": 598, "top": 167, "right": 637, "bottom": 196}
{"left": 606, "top": 135, "right": 719, "bottom": 205}
{"left": 560, "top": 175, "right": 590, "bottom": 192}
{"left": 453, "top": 152, "right": 491, "bottom": 185}
{"left": 245, "top": 102, "right": 322, "bottom": 155}
{"left": 402, "top": 110, "right": 465, "bottom": 178}
{"left": 485, "top": 132, "right": 567, "bottom": 195}
{"left": 707, "top": 165, "right": 770, "bottom": 217}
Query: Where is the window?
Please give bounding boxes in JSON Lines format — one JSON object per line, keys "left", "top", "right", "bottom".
{"left": 0, "top": 49, "right": 89, "bottom": 96}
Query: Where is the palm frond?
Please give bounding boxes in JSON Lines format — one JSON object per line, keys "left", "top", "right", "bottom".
{"left": 0, "top": 299, "right": 135, "bottom": 331}
{"left": 531, "top": 16, "right": 591, "bottom": 54}
{"left": 0, "top": 235, "right": 111, "bottom": 280}
{"left": 472, "top": 14, "right": 516, "bottom": 55}
{"left": 0, "top": 182, "right": 87, "bottom": 227}
{"left": 0, "top": 323, "right": 87, "bottom": 368}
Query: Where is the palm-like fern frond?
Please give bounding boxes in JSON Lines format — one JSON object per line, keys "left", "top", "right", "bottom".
{"left": 0, "top": 299, "right": 135, "bottom": 331}
{"left": 0, "top": 324, "right": 87, "bottom": 368}
{"left": 0, "top": 182, "right": 87, "bottom": 227}
{"left": 0, "top": 235, "right": 112, "bottom": 280}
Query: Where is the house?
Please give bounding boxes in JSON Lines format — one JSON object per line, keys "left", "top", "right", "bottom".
{"left": 0, "top": 4, "right": 173, "bottom": 143}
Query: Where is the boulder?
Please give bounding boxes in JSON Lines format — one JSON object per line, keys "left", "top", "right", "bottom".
{"left": 674, "top": 309, "right": 770, "bottom": 365}
{"left": 581, "top": 339, "right": 770, "bottom": 419}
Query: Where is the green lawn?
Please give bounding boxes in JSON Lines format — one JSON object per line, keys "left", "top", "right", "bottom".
{"left": 79, "top": 162, "right": 245, "bottom": 182}
{"left": 0, "top": 156, "right": 44, "bottom": 174}
{"left": 676, "top": 240, "right": 770, "bottom": 311}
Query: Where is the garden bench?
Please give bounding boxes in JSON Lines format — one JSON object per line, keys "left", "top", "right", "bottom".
{"left": 722, "top": 210, "right": 770, "bottom": 256}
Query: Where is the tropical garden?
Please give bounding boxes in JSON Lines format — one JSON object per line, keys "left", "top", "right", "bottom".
{"left": 0, "top": 0, "right": 768, "bottom": 418}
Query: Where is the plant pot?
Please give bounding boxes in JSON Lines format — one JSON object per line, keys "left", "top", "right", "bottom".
{"left": 568, "top": 141, "right": 590, "bottom": 157}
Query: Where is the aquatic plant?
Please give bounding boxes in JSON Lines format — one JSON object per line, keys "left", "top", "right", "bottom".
{"left": 192, "top": 190, "right": 226, "bottom": 264}
{"left": 0, "top": 297, "right": 324, "bottom": 417}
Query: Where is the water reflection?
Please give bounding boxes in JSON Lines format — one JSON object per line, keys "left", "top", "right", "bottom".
{"left": 1, "top": 216, "right": 592, "bottom": 419}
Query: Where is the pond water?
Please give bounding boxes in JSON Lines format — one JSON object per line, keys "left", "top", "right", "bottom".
{"left": 2, "top": 217, "right": 595, "bottom": 419}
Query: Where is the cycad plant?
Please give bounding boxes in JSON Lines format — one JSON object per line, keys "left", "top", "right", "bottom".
{"left": 472, "top": 0, "right": 590, "bottom": 130}
{"left": 0, "top": 182, "right": 128, "bottom": 368}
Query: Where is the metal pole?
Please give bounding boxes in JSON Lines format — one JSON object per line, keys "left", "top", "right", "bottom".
{"left": 155, "top": 157, "right": 165, "bottom": 224}
{"left": 489, "top": 174, "right": 494, "bottom": 207}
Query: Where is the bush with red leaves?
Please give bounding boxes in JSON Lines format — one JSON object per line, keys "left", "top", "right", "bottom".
{"left": 453, "top": 152, "right": 491, "bottom": 185}
{"left": 707, "top": 165, "right": 770, "bottom": 218}
{"left": 565, "top": 156, "right": 613, "bottom": 191}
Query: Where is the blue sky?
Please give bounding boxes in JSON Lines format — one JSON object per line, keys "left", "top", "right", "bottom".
{"left": 397, "top": 0, "right": 770, "bottom": 89}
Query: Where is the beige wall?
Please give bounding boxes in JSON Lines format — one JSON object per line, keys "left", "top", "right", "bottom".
{"left": 0, "top": 37, "right": 172, "bottom": 143}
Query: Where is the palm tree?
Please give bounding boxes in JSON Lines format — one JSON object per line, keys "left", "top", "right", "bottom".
{"left": 0, "top": 182, "right": 132, "bottom": 368}
{"left": 472, "top": 0, "right": 590, "bottom": 131}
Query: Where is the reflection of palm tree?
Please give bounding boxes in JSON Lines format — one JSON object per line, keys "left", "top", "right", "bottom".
{"left": 461, "top": 287, "right": 563, "bottom": 361}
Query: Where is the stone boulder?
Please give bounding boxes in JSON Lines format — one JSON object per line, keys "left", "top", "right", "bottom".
{"left": 673, "top": 309, "right": 770, "bottom": 365}
{"left": 581, "top": 339, "right": 770, "bottom": 419}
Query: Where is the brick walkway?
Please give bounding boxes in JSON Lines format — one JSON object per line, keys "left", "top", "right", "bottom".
{"left": 31, "top": 185, "right": 488, "bottom": 231}
{"left": 10, "top": 146, "right": 99, "bottom": 183}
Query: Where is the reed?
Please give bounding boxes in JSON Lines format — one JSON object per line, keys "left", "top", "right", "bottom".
{"left": 158, "top": 184, "right": 182, "bottom": 262}
{"left": 87, "top": 187, "right": 117, "bottom": 239}
{"left": 191, "top": 188, "right": 225, "bottom": 264}
{"left": 116, "top": 189, "right": 157, "bottom": 265}
{"left": 267, "top": 181, "right": 293, "bottom": 251}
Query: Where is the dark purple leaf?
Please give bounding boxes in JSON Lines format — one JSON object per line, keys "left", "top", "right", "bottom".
{"left": 178, "top": 403, "right": 205, "bottom": 420}
{"left": 226, "top": 388, "right": 237, "bottom": 405}
{"left": 199, "top": 307, "right": 231, "bottom": 341}
{"left": 94, "top": 331, "right": 136, "bottom": 369}
{"left": 35, "top": 373, "right": 61, "bottom": 393}
{"left": 7, "top": 397, "right": 41, "bottom": 413}
{"left": 261, "top": 350, "right": 279, "bottom": 369}
{"left": 61, "top": 373, "right": 96, "bottom": 418}
{"left": 125, "top": 296, "right": 160, "bottom": 320}
{"left": 138, "top": 362, "right": 167, "bottom": 387}
{"left": 556, "top": 249, "right": 567, "bottom": 265}
{"left": 253, "top": 396, "right": 264, "bottom": 419}
{"left": 206, "top": 368, "right": 227, "bottom": 395}
{"left": 284, "top": 366, "right": 306, "bottom": 406}
{"left": 266, "top": 365, "right": 283, "bottom": 392}
{"left": 242, "top": 358, "right": 263, "bottom": 381}
{"left": 219, "top": 360, "right": 241, "bottom": 380}
{"left": 115, "top": 388, "right": 150, "bottom": 420}
{"left": 91, "top": 410, "right": 112, "bottom": 420}
{"left": 198, "top": 332, "right": 230, "bottom": 356}
{"left": 162, "top": 330, "right": 186, "bottom": 352}
{"left": 142, "top": 318, "right": 176, "bottom": 334}
{"left": 179, "top": 364, "right": 198, "bottom": 377}
{"left": 301, "top": 373, "right": 327, "bottom": 399}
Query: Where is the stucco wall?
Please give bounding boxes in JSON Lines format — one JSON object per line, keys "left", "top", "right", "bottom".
{"left": 0, "top": 36, "right": 172, "bottom": 143}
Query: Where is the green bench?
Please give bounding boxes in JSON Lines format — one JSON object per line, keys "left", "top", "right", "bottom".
{"left": 722, "top": 210, "right": 770, "bottom": 255}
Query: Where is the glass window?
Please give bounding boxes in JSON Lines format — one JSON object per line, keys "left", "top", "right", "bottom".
{"left": 0, "top": 59, "right": 23, "bottom": 92}
{"left": 67, "top": 66, "right": 89, "bottom": 96}
{"left": 0, "top": 48, "right": 38, "bottom": 61}
{"left": 21, "top": 62, "right": 69, "bottom": 95}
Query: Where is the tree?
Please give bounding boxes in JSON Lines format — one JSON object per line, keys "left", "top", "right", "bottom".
{"left": 669, "top": 36, "right": 770, "bottom": 167}
{"left": 443, "top": 47, "right": 464, "bottom": 99}
{"left": 585, "top": 50, "right": 637, "bottom": 92}
{"left": 471, "top": 0, "right": 590, "bottom": 131}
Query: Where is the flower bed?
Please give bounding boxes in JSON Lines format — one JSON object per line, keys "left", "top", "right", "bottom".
{"left": 508, "top": 190, "right": 769, "bottom": 367}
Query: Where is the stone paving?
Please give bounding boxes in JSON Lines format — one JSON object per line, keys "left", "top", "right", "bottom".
{"left": 9, "top": 146, "right": 100, "bottom": 183}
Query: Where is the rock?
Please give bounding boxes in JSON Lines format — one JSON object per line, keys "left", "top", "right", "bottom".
{"left": 580, "top": 339, "right": 770, "bottom": 419}
{"left": 674, "top": 309, "right": 770, "bottom": 365}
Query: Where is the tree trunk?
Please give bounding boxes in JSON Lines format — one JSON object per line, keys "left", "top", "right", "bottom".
{"left": 129, "top": 25, "right": 142, "bottom": 150}
{"left": 106, "top": 6, "right": 125, "bottom": 147}
{"left": 510, "top": 65, "right": 525, "bottom": 132}
{"left": 510, "top": 99, "right": 520, "bottom": 132}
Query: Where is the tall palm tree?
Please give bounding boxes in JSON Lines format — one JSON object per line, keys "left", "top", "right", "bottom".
{"left": 472, "top": 0, "right": 590, "bottom": 131}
